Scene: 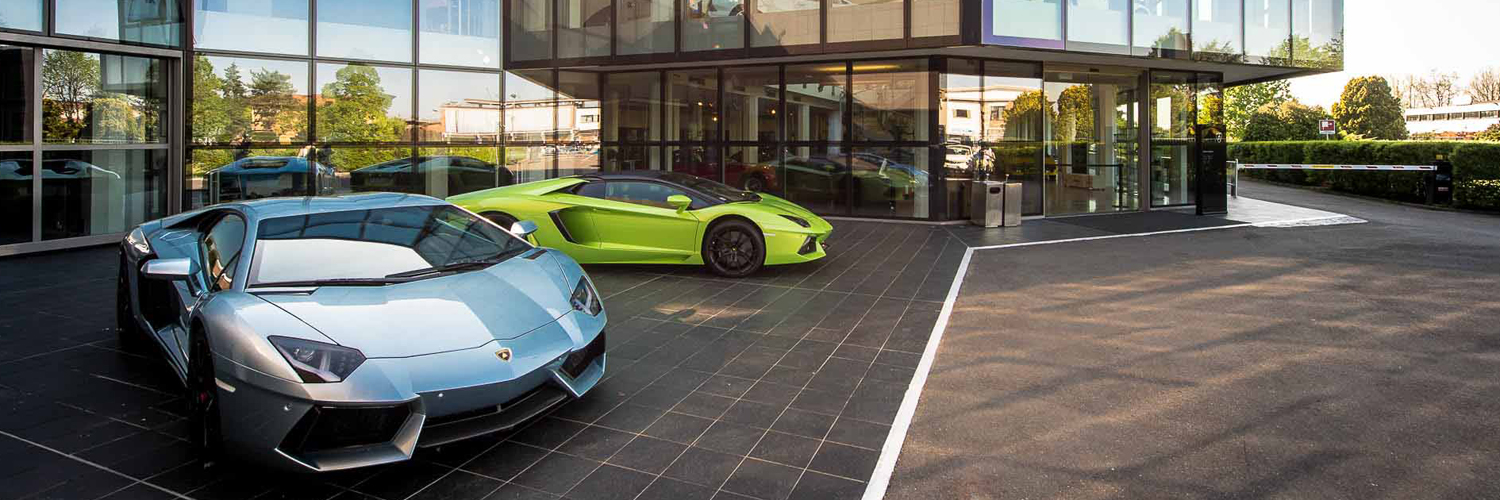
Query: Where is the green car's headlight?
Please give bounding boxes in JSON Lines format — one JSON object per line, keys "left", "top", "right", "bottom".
{"left": 571, "top": 277, "right": 603, "bottom": 316}
{"left": 268, "top": 336, "right": 365, "bottom": 383}
{"left": 779, "top": 215, "right": 810, "bottom": 228}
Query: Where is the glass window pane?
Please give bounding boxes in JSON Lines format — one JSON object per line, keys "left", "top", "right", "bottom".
{"left": 1067, "top": 0, "right": 1129, "bottom": 52}
{"left": 1150, "top": 71, "right": 1194, "bottom": 207}
{"left": 57, "top": 0, "right": 183, "bottom": 46}
{"left": 984, "top": 62, "right": 1044, "bottom": 216}
{"left": 41, "top": 149, "right": 168, "bottom": 240}
{"left": 666, "top": 70, "right": 718, "bottom": 142}
{"left": 785, "top": 63, "right": 847, "bottom": 142}
{"left": 851, "top": 147, "right": 928, "bottom": 218}
{"left": 829, "top": 0, "right": 902, "bottom": 43}
{"left": 940, "top": 59, "right": 981, "bottom": 144}
{"left": 1, "top": 46, "right": 35, "bottom": 145}
{"left": 725, "top": 145, "right": 777, "bottom": 193}
{"left": 43, "top": 50, "right": 167, "bottom": 145}
{"left": 418, "top": 70, "right": 500, "bottom": 143}
{"left": 559, "top": 0, "right": 612, "bottom": 58}
{"left": 506, "top": 145, "right": 552, "bottom": 181}
{"left": 1134, "top": 0, "right": 1190, "bottom": 56}
{"left": 353, "top": 147, "right": 506, "bottom": 197}
{"left": 851, "top": 60, "right": 929, "bottom": 142}
{"left": 318, "top": 0, "right": 413, "bottom": 63}
{"left": 749, "top": 0, "right": 819, "bottom": 48}
{"left": 987, "top": 0, "right": 1062, "bottom": 47}
{"left": 619, "top": 0, "right": 674, "bottom": 54}
{"left": 684, "top": 0, "right": 744, "bottom": 51}
{"left": 422, "top": 0, "right": 502, "bottom": 67}
{"left": 557, "top": 71, "right": 601, "bottom": 143}
{"left": 322, "top": 148, "right": 409, "bottom": 195}
{"left": 602, "top": 145, "right": 659, "bottom": 172}
{"left": 1245, "top": 0, "right": 1291, "bottom": 63}
{"left": 1192, "top": 0, "right": 1242, "bottom": 61}
{"left": 189, "top": 148, "right": 305, "bottom": 207}
{"left": 912, "top": 0, "right": 959, "bottom": 38}
{"left": 1043, "top": 67, "right": 1143, "bottom": 216}
{"left": 604, "top": 71, "right": 662, "bottom": 142}
{"left": 781, "top": 145, "right": 847, "bottom": 215}
{"left": 509, "top": 0, "right": 553, "bottom": 61}
{"left": 505, "top": 70, "right": 554, "bottom": 142}
{"left": 195, "top": 0, "right": 310, "bottom": 55}
{"left": 193, "top": 55, "right": 310, "bottom": 145}
{"left": 0, "top": 0, "right": 45, "bottom": 32}
{"left": 724, "top": 66, "right": 780, "bottom": 142}
{"left": 667, "top": 145, "right": 720, "bottom": 181}
{"left": 1293, "top": 0, "right": 1343, "bottom": 69}
{"left": 315, "top": 63, "right": 413, "bottom": 143}
{"left": 1, "top": 152, "right": 32, "bottom": 244}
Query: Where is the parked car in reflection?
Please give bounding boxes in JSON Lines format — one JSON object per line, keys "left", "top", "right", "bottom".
{"left": 350, "top": 156, "right": 515, "bottom": 196}
{"left": 206, "top": 156, "right": 337, "bottom": 203}
{"left": 687, "top": 0, "right": 743, "bottom": 18}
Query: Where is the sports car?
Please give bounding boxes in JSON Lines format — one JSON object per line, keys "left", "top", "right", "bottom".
{"left": 447, "top": 170, "right": 833, "bottom": 278}
{"left": 116, "top": 193, "right": 606, "bottom": 472}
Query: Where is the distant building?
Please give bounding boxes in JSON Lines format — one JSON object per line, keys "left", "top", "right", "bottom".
{"left": 1405, "top": 103, "right": 1500, "bottom": 140}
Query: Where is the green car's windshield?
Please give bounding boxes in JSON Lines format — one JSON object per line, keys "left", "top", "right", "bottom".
{"left": 659, "top": 172, "right": 760, "bottom": 203}
{"left": 248, "top": 205, "right": 530, "bottom": 287}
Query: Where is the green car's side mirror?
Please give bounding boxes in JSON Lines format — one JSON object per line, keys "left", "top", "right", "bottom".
{"left": 667, "top": 194, "right": 692, "bottom": 213}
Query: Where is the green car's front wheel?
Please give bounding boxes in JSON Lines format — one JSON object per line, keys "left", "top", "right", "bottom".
{"left": 704, "top": 219, "right": 764, "bottom": 278}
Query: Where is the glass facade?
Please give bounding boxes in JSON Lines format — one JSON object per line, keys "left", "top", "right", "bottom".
{"left": 1293, "top": 0, "right": 1344, "bottom": 70}
{"left": 194, "top": 0, "right": 310, "bottom": 56}
{"left": 56, "top": 0, "right": 183, "bottom": 46}
{"left": 0, "top": 1, "right": 46, "bottom": 32}
{"left": 1044, "top": 65, "right": 1141, "bottom": 216}
{"left": 1245, "top": 0, "right": 1292, "bottom": 64}
{"left": 422, "top": 0, "right": 503, "bottom": 68}
{"left": 1134, "top": 0, "right": 1190, "bottom": 57}
{"left": 318, "top": 0, "right": 413, "bottom": 63}
{"left": 1193, "top": 0, "right": 1243, "bottom": 61}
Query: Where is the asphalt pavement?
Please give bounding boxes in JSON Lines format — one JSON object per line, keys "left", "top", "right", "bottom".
{"left": 887, "top": 181, "right": 1500, "bottom": 499}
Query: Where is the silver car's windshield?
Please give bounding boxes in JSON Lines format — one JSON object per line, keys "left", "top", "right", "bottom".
{"left": 248, "top": 205, "right": 530, "bottom": 287}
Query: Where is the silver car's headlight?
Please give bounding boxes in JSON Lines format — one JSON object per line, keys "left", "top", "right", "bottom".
{"left": 268, "top": 336, "right": 366, "bottom": 383}
{"left": 570, "top": 277, "right": 602, "bottom": 316}
{"left": 125, "top": 227, "right": 152, "bottom": 255}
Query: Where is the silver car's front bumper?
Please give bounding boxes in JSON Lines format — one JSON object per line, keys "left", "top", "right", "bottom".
{"left": 214, "top": 312, "right": 605, "bottom": 472}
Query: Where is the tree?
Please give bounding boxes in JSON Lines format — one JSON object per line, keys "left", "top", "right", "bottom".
{"left": 1389, "top": 70, "right": 1461, "bottom": 109}
{"left": 1053, "top": 85, "right": 1093, "bottom": 142}
{"left": 1223, "top": 80, "right": 1292, "bottom": 140}
{"left": 192, "top": 55, "right": 233, "bottom": 143}
{"left": 1241, "top": 100, "right": 1333, "bottom": 141}
{"left": 41, "top": 50, "right": 101, "bottom": 141}
{"left": 1001, "top": 90, "right": 1054, "bottom": 140}
{"left": 1469, "top": 67, "right": 1500, "bottom": 103}
{"left": 317, "top": 64, "right": 408, "bottom": 169}
{"left": 1476, "top": 123, "right": 1500, "bottom": 142}
{"left": 1331, "top": 76, "right": 1408, "bottom": 140}
{"left": 247, "top": 69, "right": 304, "bottom": 141}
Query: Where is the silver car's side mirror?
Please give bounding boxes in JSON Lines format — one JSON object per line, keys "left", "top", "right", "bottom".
{"left": 510, "top": 220, "right": 539, "bottom": 239}
{"left": 143, "top": 258, "right": 198, "bottom": 281}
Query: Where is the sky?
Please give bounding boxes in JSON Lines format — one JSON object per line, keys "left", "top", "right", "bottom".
{"left": 1288, "top": 0, "right": 1500, "bottom": 108}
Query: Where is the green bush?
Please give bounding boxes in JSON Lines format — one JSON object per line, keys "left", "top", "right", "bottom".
{"left": 1229, "top": 141, "right": 1500, "bottom": 209}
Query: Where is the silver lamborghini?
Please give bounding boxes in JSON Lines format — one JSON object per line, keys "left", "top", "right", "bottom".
{"left": 116, "top": 193, "right": 606, "bottom": 472}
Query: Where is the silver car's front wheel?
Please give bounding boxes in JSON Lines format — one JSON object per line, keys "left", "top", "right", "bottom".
{"left": 189, "top": 330, "right": 225, "bottom": 461}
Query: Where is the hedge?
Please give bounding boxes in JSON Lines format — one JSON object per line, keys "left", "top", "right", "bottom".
{"left": 1229, "top": 141, "right": 1500, "bottom": 210}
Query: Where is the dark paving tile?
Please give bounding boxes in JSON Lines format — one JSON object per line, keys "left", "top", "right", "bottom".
{"left": 786, "top": 470, "right": 864, "bottom": 500}
{"left": 352, "top": 460, "right": 452, "bottom": 499}
{"left": 482, "top": 482, "right": 560, "bottom": 500}
{"left": 740, "top": 381, "right": 801, "bottom": 408}
{"left": 635, "top": 477, "right": 716, "bottom": 500}
{"left": 807, "top": 442, "right": 879, "bottom": 481}
{"left": 662, "top": 446, "right": 742, "bottom": 488}
{"left": 416, "top": 434, "right": 502, "bottom": 467}
{"left": 99, "top": 483, "right": 181, "bottom": 500}
{"left": 787, "top": 389, "right": 847, "bottom": 416}
{"left": 749, "top": 431, "right": 822, "bottom": 468}
{"left": 407, "top": 470, "right": 504, "bottom": 500}
{"left": 643, "top": 412, "right": 715, "bottom": 444}
{"left": 696, "top": 375, "right": 755, "bottom": 399}
{"left": 607, "top": 436, "right": 686, "bottom": 474}
{"left": 563, "top": 464, "right": 654, "bottom": 500}
{"left": 721, "top": 458, "right": 803, "bottom": 500}
{"left": 672, "top": 392, "right": 737, "bottom": 419}
{"left": 694, "top": 421, "right": 766, "bottom": 456}
{"left": 26, "top": 466, "right": 135, "bottom": 500}
{"left": 510, "top": 418, "right": 588, "bottom": 450}
{"left": 509, "top": 452, "right": 600, "bottom": 495}
{"left": 189, "top": 473, "right": 277, "bottom": 500}
{"left": 769, "top": 409, "right": 836, "bottom": 440}
{"left": 557, "top": 425, "right": 635, "bottom": 461}
{"left": 720, "top": 400, "right": 784, "bottom": 429}
{"left": 825, "top": 417, "right": 889, "bottom": 450}
{"left": 464, "top": 442, "right": 550, "bottom": 482}
{"left": 760, "top": 367, "right": 815, "bottom": 387}
{"left": 594, "top": 403, "right": 669, "bottom": 433}
{"left": 840, "top": 381, "right": 904, "bottom": 425}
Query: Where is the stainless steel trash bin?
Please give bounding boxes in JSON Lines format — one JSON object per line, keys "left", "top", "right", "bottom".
{"left": 970, "top": 180, "right": 1023, "bottom": 227}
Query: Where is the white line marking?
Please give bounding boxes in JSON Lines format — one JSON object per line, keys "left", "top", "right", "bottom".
{"left": 860, "top": 213, "right": 1364, "bottom": 500}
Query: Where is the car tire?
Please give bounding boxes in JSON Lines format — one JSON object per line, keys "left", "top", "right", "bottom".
{"left": 188, "top": 329, "right": 225, "bottom": 462}
{"left": 742, "top": 175, "right": 766, "bottom": 193}
{"left": 703, "top": 219, "right": 764, "bottom": 278}
{"left": 482, "top": 211, "right": 519, "bottom": 230}
{"left": 116, "top": 257, "right": 144, "bottom": 349}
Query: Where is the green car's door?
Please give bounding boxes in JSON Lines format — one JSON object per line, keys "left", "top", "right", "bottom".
{"left": 580, "top": 180, "right": 703, "bottom": 262}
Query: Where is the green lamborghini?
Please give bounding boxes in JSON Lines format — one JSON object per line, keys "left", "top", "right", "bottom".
{"left": 447, "top": 171, "right": 833, "bottom": 277}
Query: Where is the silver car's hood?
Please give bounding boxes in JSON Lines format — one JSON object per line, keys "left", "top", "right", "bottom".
{"left": 256, "top": 253, "right": 574, "bottom": 358}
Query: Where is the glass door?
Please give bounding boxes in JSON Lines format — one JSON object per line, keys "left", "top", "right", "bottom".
{"left": 1043, "top": 66, "right": 1141, "bottom": 216}
{"left": 1150, "top": 71, "right": 1195, "bottom": 207}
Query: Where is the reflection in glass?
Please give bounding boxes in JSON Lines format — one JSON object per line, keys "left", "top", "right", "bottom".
{"left": 506, "top": 146, "right": 552, "bottom": 182}
{"left": 1192, "top": 0, "right": 1243, "bottom": 61}
{"left": 785, "top": 64, "right": 847, "bottom": 142}
{"left": 559, "top": 0, "right": 612, "bottom": 59}
{"left": 851, "top": 60, "right": 929, "bottom": 142}
{"left": 350, "top": 148, "right": 509, "bottom": 197}
{"left": 1292, "top": 0, "right": 1343, "bottom": 69}
{"left": 1044, "top": 67, "right": 1141, "bottom": 215}
{"left": 1134, "top": 0, "right": 1190, "bottom": 57}
{"left": 683, "top": 0, "right": 744, "bottom": 51}
{"left": 668, "top": 146, "right": 721, "bottom": 181}
{"left": 189, "top": 148, "right": 304, "bottom": 208}
{"left": 618, "top": 0, "right": 674, "bottom": 55}
{"left": 946, "top": 60, "right": 1044, "bottom": 218}
{"left": 193, "top": 55, "right": 310, "bottom": 145}
{"left": 1, "top": 46, "right": 34, "bottom": 144}
{"left": 1067, "top": 0, "right": 1129, "bottom": 52}
{"left": 912, "top": 0, "right": 959, "bottom": 38}
{"left": 0, "top": 1, "right": 45, "bottom": 32}
{"left": 318, "top": 0, "right": 413, "bottom": 62}
{"left": 504, "top": 70, "right": 555, "bottom": 142}
{"left": 41, "top": 149, "right": 167, "bottom": 240}
{"left": 667, "top": 70, "right": 718, "bottom": 142}
{"left": 56, "top": 0, "right": 183, "bottom": 46}
{"left": 1150, "top": 72, "right": 1194, "bottom": 207}
{"left": 602, "top": 145, "right": 659, "bottom": 172}
{"left": 725, "top": 146, "right": 778, "bottom": 194}
{"left": 989, "top": 0, "right": 1062, "bottom": 46}
{"left": 1245, "top": 0, "right": 1291, "bottom": 63}
{"left": 724, "top": 66, "right": 780, "bottom": 142}
{"left": 749, "top": 0, "right": 819, "bottom": 48}
{"left": 829, "top": 0, "right": 903, "bottom": 43}
{"left": 315, "top": 63, "right": 413, "bottom": 143}
{"left": 43, "top": 50, "right": 167, "bottom": 145}
{"left": 0, "top": 152, "right": 32, "bottom": 244}
{"left": 322, "top": 148, "right": 411, "bottom": 195}
{"left": 418, "top": 70, "right": 501, "bottom": 143}
{"left": 557, "top": 72, "right": 602, "bottom": 176}
{"left": 422, "top": 0, "right": 502, "bottom": 68}
{"left": 604, "top": 72, "right": 662, "bottom": 142}
{"left": 939, "top": 60, "right": 981, "bottom": 220}
{"left": 851, "top": 147, "right": 928, "bottom": 218}
{"left": 195, "top": 0, "right": 310, "bottom": 55}
{"left": 780, "top": 145, "right": 847, "bottom": 214}
{"left": 509, "top": 0, "right": 553, "bottom": 61}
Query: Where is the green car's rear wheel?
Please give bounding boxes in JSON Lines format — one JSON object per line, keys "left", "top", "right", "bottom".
{"left": 704, "top": 219, "right": 764, "bottom": 278}
{"left": 482, "top": 211, "right": 519, "bottom": 230}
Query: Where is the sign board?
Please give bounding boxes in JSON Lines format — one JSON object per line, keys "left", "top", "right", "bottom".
{"left": 1319, "top": 119, "right": 1337, "bottom": 135}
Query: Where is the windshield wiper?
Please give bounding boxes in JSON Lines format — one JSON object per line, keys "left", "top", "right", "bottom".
{"left": 250, "top": 277, "right": 408, "bottom": 288}
{"left": 384, "top": 249, "right": 525, "bottom": 279}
